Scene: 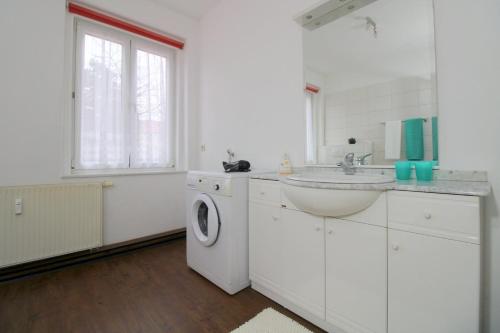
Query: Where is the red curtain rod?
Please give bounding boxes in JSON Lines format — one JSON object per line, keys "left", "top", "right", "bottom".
{"left": 68, "top": 2, "right": 185, "bottom": 50}
{"left": 305, "top": 84, "right": 320, "bottom": 94}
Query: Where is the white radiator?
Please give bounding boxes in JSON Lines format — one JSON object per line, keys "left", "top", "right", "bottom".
{"left": 0, "top": 183, "right": 103, "bottom": 268}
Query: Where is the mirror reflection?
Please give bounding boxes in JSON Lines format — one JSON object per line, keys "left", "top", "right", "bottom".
{"left": 302, "top": 0, "right": 438, "bottom": 166}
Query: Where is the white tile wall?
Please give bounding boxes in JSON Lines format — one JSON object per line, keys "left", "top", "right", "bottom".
{"left": 323, "top": 76, "right": 438, "bottom": 165}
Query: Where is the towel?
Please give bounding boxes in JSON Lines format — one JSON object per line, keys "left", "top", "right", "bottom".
{"left": 404, "top": 118, "right": 425, "bottom": 160}
{"left": 432, "top": 116, "right": 439, "bottom": 161}
{"left": 384, "top": 120, "right": 402, "bottom": 160}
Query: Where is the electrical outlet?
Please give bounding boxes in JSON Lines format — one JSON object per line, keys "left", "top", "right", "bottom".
{"left": 201, "top": 144, "right": 206, "bottom": 152}
{"left": 15, "top": 198, "right": 22, "bottom": 215}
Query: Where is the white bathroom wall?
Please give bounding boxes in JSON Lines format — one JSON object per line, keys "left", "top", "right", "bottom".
{"left": 324, "top": 76, "right": 437, "bottom": 164}
{"left": 0, "top": 0, "right": 199, "bottom": 244}
{"left": 198, "top": 0, "right": 319, "bottom": 171}
{"left": 199, "top": 0, "right": 500, "bottom": 331}
{"left": 435, "top": 1, "right": 500, "bottom": 331}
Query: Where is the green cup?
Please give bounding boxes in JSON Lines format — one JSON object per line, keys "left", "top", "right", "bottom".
{"left": 415, "top": 161, "right": 434, "bottom": 181}
{"left": 395, "top": 161, "right": 412, "bottom": 181}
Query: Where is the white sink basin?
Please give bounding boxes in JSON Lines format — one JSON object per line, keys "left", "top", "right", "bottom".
{"left": 288, "top": 173, "right": 394, "bottom": 184}
{"left": 283, "top": 173, "right": 394, "bottom": 217}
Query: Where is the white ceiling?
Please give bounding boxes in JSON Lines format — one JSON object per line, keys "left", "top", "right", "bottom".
{"left": 304, "top": 0, "right": 436, "bottom": 92}
{"left": 150, "top": 0, "right": 220, "bottom": 19}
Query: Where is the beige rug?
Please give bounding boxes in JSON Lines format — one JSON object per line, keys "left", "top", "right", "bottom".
{"left": 231, "top": 308, "right": 314, "bottom": 333}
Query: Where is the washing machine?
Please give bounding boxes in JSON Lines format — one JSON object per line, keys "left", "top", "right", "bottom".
{"left": 186, "top": 171, "right": 250, "bottom": 295}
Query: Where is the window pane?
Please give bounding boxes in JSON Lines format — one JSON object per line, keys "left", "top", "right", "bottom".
{"left": 131, "top": 49, "right": 170, "bottom": 167}
{"left": 305, "top": 93, "right": 316, "bottom": 163}
{"left": 78, "top": 34, "right": 126, "bottom": 169}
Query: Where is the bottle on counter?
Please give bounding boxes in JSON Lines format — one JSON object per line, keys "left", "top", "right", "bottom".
{"left": 279, "top": 154, "right": 293, "bottom": 175}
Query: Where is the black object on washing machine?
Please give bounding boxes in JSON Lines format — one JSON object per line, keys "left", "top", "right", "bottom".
{"left": 222, "top": 160, "right": 251, "bottom": 173}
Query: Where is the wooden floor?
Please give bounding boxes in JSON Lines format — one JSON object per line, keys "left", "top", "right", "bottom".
{"left": 0, "top": 238, "right": 324, "bottom": 333}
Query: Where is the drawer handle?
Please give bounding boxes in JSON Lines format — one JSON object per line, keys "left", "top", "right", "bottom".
{"left": 260, "top": 191, "right": 266, "bottom": 195}
{"left": 392, "top": 244, "right": 400, "bottom": 251}
{"left": 424, "top": 213, "right": 432, "bottom": 220}
{"left": 272, "top": 216, "right": 279, "bottom": 221}
{"left": 328, "top": 229, "right": 334, "bottom": 235}
{"left": 315, "top": 226, "right": 321, "bottom": 232}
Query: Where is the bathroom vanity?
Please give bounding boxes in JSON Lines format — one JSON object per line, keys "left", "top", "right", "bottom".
{"left": 249, "top": 0, "right": 491, "bottom": 331}
{"left": 248, "top": 172, "right": 489, "bottom": 333}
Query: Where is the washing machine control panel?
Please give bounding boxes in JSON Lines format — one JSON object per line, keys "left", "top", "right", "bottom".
{"left": 187, "top": 175, "right": 232, "bottom": 196}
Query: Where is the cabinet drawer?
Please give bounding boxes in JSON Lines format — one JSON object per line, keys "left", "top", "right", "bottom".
{"left": 280, "top": 188, "right": 298, "bottom": 210}
{"left": 249, "top": 179, "right": 281, "bottom": 204}
{"left": 388, "top": 191, "right": 480, "bottom": 244}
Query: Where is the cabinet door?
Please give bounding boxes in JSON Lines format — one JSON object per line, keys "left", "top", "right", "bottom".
{"left": 388, "top": 230, "right": 480, "bottom": 333}
{"left": 325, "top": 219, "right": 387, "bottom": 333}
{"left": 281, "top": 209, "right": 325, "bottom": 319}
{"left": 249, "top": 202, "right": 283, "bottom": 293}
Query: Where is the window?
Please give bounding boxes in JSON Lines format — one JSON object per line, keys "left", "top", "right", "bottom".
{"left": 73, "top": 20, "right": 176, "bottom": 171}
{"left": 305, "top": 92, "right": 317, "bottom": 163}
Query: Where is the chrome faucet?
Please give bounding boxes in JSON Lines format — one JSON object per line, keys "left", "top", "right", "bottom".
{"left": 356, "top": 153, "right": 373, "bottom": 166}
{"left": 338, "top": 152, "right": 356, "bottom": 175}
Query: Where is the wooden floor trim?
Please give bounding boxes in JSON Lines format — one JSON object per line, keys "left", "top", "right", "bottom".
{"left": 0, "top": 228, "right": 186, "bottom": 282}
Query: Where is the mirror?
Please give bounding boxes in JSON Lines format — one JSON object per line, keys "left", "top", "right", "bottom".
{"left": 300, "top": 0, "right": 438, "bottom": 166}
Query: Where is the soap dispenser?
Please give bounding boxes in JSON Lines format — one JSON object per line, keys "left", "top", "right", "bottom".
{"left": 279, "top": 154, "right": 293, "bottom": 175}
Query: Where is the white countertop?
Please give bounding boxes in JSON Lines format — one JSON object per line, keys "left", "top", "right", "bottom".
{"left": 250, "top": 172, "right": 491, "bottom": 197}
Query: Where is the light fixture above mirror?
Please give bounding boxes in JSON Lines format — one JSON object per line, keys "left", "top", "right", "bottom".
{"left": 296, "top": 0, "right": 377, "bottom": 30}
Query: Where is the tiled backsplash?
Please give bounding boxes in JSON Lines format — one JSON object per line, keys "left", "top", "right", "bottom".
{"left": 323, "top": 76, "right": 438, "bottom": 165}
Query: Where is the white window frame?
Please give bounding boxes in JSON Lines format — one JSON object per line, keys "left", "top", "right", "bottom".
{"left": 70, "top": 19, "right": 177, "bottom": 176}
{"left": 305, "top": 91, "right": 317, "bottom": 164}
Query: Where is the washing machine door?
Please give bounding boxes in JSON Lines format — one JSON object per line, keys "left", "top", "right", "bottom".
{"left": 191, "top": 193, "right": 220, "bottom": 247}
